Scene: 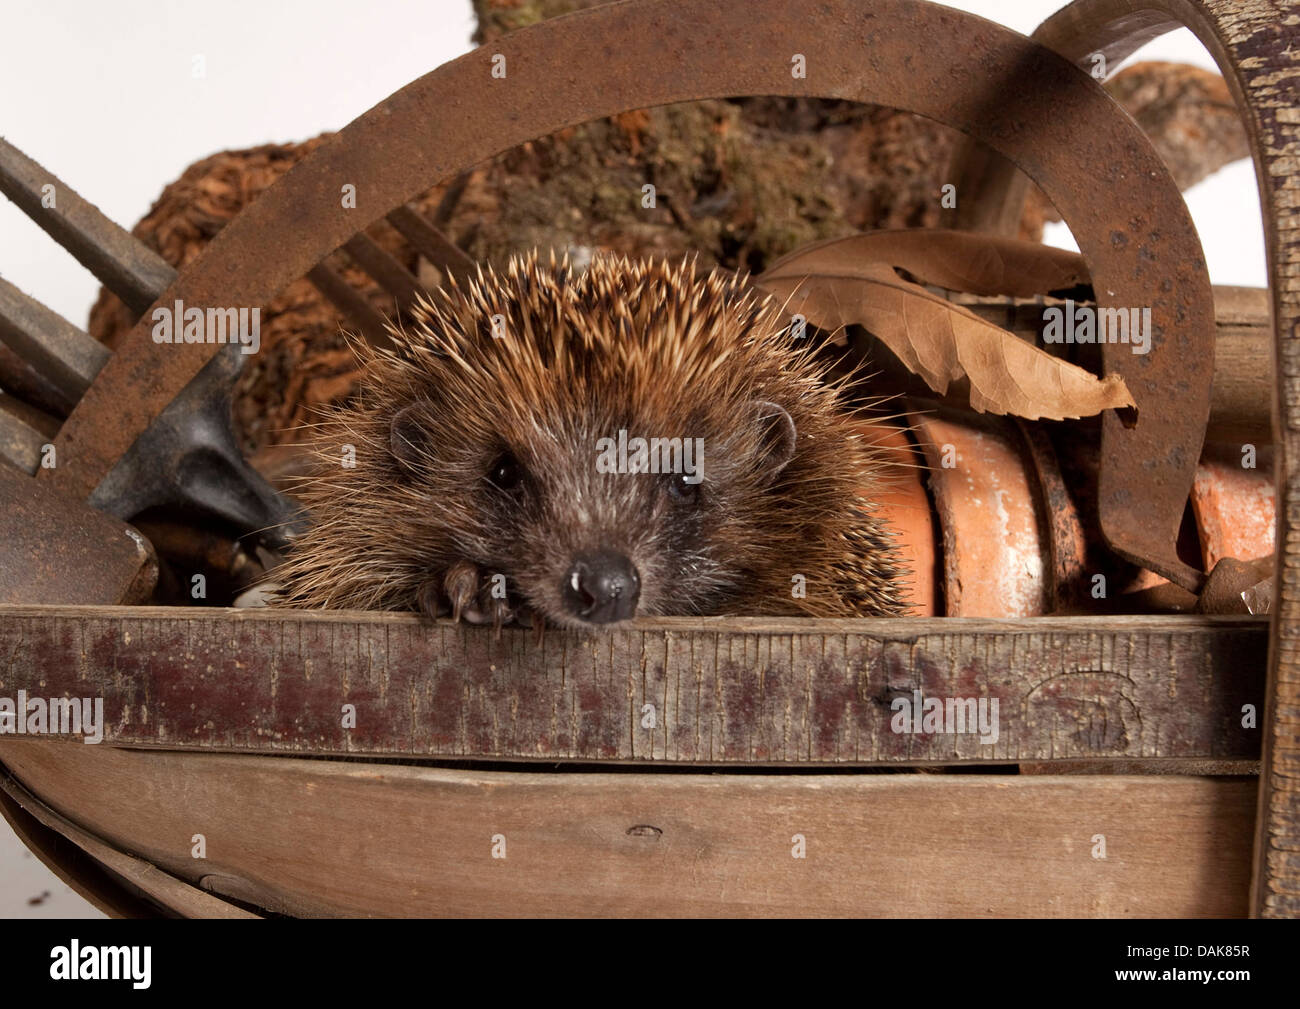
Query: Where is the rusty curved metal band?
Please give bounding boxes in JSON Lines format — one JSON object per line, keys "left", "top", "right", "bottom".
{"left": 43, "top": 0, "right": 1213, "bottom": 592}
{"left": 952, "top": 0, "right": 1290, "bottom": 595}
{"left": 950, "top": 0, "right": 1300, "bottom": 919}
{"left": 950, "top": 0, "right": 1264, "bottom": 233}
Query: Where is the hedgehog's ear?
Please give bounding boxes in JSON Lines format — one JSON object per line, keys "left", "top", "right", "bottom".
{"left": 749, "top": 400, "right": 797, "bottom": 483}
{"left": 390, "top": 402, "right": 432, "bottom": 475}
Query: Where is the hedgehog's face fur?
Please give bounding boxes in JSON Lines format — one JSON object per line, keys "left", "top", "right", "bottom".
{"left": 275, "top": 252, "right": 905, "bottom": 628}
{"left": 388, "top": 369, "right": 802, "bottom": 628}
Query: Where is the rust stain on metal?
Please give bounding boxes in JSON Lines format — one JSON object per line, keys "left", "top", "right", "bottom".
{"left": 0, "top": 138, "right": 176, "bottom": 317}
{"left": 36, "top": 0, "right": 1214, "bottom": 555}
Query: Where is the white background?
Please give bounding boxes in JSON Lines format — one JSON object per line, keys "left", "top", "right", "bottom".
{"left": 0, "top": 0, "right": 1266, "bottom": 917}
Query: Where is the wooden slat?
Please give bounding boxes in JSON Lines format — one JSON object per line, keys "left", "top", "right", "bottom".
{"left": 0, "top": 739, "right": 1254, "bottom": 917}
{"left": 0, "top": 782, "right": 165, "bottom": 918}
{"left": 0, "top": 606, "right": 1267, "bottom": 764}
{"left": 0, "top": 138, "right": 175, "bottom": 317}
{"left": 0, "top": 765, "right": 259, "bottom": 918}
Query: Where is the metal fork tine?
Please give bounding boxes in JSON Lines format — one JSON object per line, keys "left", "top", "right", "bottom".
{"left": 386, "top": 204, "right": 476, "bottom": 279}
{"left": 0, "top": 274, "right": 109, "bottom": 402}
{"left": 430, "top": 171, "right": 470, "bottom": 229}
{"left": 0, "top": 341, "right": 75, "bottom": 417}
{"left": 0, "top": 396, "right": 45, "bottom": 473}
{"left": 0, "top": 138, "right": 175, "bottom": 317}
{"left": 0, "top": 388, "right": 58, "bottom": 437}
{"left": 342, "top": 233, "right": 424, "bottom": 309}
{"left": 306, "top": 262, "right": 395, "bottom": 350}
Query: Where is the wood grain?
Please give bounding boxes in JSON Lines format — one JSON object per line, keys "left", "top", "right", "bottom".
{"left": 0, "top": 605, "right": 1267, "bottom": 765}
{"left": 0, "top": 767, "right": 258, "bottom": 918}
{"left": 0, "top": 780, "right": 162, "bottom": 918}
{"left": 1039, "top": 0, "right": 1300, "bottom": 924}
{"left": 0, "top": 739, "right": 1254, "bottom": 917}
{"left": 936, "top": 0, "right": 1300, "bottom": 922}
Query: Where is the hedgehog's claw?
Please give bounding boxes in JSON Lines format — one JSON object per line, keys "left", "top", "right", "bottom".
{"left": 416, "top": 579, "right": 448, "bottom": 620}
{"left": 490, "top": 596, "right": 510, "bottom": 640}
{"left": 439, "top": 562, "right": 530, "bottom": 633}
{"left": 444, "top": 561, "right": 479, "bottom": 623}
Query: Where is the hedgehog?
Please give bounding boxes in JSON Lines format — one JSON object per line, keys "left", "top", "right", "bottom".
{"left": 272, "top": 251, "right": 906, "bottom": 629}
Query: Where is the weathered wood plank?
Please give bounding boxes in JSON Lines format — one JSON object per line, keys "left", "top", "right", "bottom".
{"left": 948, "top": 0, "right": 1300, "bottom": 920}
{"left": 0, "top": 606, "right": 1267, "bottom": 764}
{"left": 0, "top": 767, "right": 259, "bottom": 918}
{"left": 0, "top": 740, "right": 1254, "bottom": 917}
{"left": 1211, "top": 0, "right": 1300, "bottom": 924}
{"left": 0, "top": 779, "right": 163, "bottom": 918}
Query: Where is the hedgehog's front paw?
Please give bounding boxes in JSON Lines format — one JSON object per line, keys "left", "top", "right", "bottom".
{"left": 442, "top": 561, "right": 486, "bottom": 623}
{"left": 415, "top": 578, "right": 450, "bottom": 620}
{"left": 421, "top": 561, "right": 531, "bottom": 631}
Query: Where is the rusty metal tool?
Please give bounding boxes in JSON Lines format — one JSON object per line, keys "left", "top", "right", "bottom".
{"left": 946, "top": 1, "right": 1266, "bottom": 592}
{"left": 0, "top": 138, "right": 176, "bottom": 316}
{"left": 34, "top": 1, "right": 1216, "bottom": 534}
{"left": 0, "top": 273, "right": 108, "bottom": 405}
{"left": 307, "top": 204, "right": 475, "bottom": 341}
{"left": 0, "top": 462, "right": 156, "bottom": 604}
{"left": 305, "top": 261, "right": 394, "bottom": 347}
{"left": 88, "top": 343, "right": 303, "bottom": 551}
{"left": 386, "top": 204, "right": 476, "bottom": 278}
{"left": 0, "top": 142, "right": 303, "bottom": 557}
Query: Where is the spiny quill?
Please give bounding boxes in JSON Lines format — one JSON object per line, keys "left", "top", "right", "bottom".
{"left": 273, "top": 251, "right": 907, "bottom": 630}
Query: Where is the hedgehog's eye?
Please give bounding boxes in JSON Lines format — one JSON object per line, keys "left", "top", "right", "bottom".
{"left": 666, "top": 472, "right": 701, "bottom": 504}
{"left": 487, "top": 452, "right": 524, "bottom": 492}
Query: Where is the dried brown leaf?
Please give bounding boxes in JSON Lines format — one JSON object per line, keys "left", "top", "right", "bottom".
{"left": 762, "top": 229, "right": 1090, "bottom": 297}
{"left": 757, "top": 234, "right": 1133, "bottom": 421}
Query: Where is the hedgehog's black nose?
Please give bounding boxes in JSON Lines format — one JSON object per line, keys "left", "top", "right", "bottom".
{"left": 562, "top": 550, "right": 641, "bottom": 624}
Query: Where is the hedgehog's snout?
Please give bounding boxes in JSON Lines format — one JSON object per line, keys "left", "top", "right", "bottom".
{"left": 561, "top": 549, "right": 641, "bottom": 624}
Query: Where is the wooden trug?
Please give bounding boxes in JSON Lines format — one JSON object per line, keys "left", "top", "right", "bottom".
{"left": 0, "top": 0, "right": 1294, "bottom": 919}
